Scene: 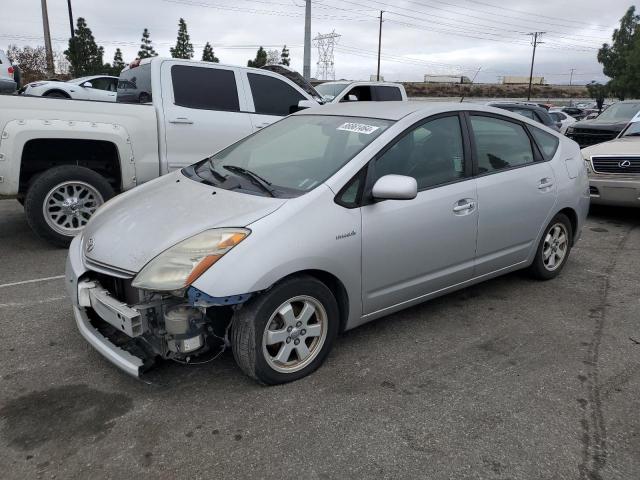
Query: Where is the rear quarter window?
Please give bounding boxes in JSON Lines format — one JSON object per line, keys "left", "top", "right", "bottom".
{"left": 528, "top": 126, "right": 560, "bottom": 160}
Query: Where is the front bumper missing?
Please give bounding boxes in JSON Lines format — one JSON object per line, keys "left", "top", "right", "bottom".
{"left": 72, "top": 305, "right": 144, "bottom": 377}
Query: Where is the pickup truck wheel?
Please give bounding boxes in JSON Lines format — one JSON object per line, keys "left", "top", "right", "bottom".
{"left": 231, "top": 275, "right": 339, "bottom": 385}
{"left": 24, "top": 166, "right": 115, "bottom": 247}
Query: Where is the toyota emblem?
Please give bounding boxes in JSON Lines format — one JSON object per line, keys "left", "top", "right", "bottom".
{"left": 86, "top": 237, "right": 95, "bottom": 253}
{"left": 619, "top": 160, "right": 632, "bottom": 168}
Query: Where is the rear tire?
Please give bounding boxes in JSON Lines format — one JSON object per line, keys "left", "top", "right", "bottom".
{"left": 24, "top": 165, "right": 115, "bottom": 247}
{"left": 528, "top": 213, "right": 573, "bottom": 280}
{"left": 231, "top": 275, "right": 339, "bottom": 385}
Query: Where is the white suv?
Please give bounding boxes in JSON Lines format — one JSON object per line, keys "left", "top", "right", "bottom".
{"left": 0, "top": 50, "right": 17, "bottom": 94}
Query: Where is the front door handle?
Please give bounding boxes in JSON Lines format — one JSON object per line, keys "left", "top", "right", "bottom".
{"left": 169, "top": 117, "right": 194, "bottom": 125}
{"left": 538, "top": 178, "right": 554, "bottom": 190}
{"left": 453, "top": 199, "right": 476, "bottom": 214}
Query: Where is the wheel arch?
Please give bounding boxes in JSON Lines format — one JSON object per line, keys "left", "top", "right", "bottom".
{"left": 43, "top": 89, "right": 71, "bottom": 98}
{"left": 557, "top": 207, "right": 578, "bottom": 245}
{"left": 272, "top": 269, "right": 351, "bottom": 333}
{"left": 19, "top": 138, "right": 123, "bottom": 194}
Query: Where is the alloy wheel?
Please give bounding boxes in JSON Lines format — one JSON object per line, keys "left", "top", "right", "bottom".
{"left": 542, "top": 223, "right": 569, "bottom": 271}
{"left": 42, "top": 181, "right": 104, "bottom": 236}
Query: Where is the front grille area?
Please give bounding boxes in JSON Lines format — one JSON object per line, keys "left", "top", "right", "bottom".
{"left": 591, "top": 156, "right": 640, "bottom": 174}
{"left": 569, "top": 129, "right": 618, "bottom": 147}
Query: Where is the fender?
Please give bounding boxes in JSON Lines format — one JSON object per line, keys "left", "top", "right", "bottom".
{"left": 0, "top": 119, "right": 136, "bottom": 197}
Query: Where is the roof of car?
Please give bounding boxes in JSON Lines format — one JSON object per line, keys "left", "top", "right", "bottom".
{"left": 294, "top": 101, "right": 501, "bottom": 121}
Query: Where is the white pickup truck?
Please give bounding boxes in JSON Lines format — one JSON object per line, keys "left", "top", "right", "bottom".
{"left": 0, "top": 57, "right": 320, "bottom": 246}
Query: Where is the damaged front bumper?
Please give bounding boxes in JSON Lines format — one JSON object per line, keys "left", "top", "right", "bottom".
{"left": 65, "top": 236, "right": 249, "bottom": 378}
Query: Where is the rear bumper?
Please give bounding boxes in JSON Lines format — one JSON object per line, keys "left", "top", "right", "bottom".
{"left": 0, "top": 79, "right": 16, "bottom": 93}
{"left": 589, "top": 175, "right": 640, "bottom": 207}
{"left": 66, "top": 235, "right": 144, "bottom": 377}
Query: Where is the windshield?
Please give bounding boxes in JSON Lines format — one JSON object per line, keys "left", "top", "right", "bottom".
{"left": 595, "top": 102, "right": 640, "bottom": 122}
{"left": 619, "top": 121, "right": 640, "bottom": 137}
{"left": 315, "top": 83, "right": 350, "bottom": 101}
{"left": 187, "top": 115, "right": 392, "bottom": 197}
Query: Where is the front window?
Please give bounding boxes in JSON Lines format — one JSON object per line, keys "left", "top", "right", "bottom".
{"left": 595, "top": 102, "right": 640, "bottom": 122}
{"left": 315, "top": 82, "right": 349, "bottom": 101}
{"left": 187, "top": 115, "right": 392, "bottom": 197}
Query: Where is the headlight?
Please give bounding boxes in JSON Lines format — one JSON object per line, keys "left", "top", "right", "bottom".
{"left": 132, "top": 228, "right": 250, "bottom": 291}
{"left": 566, "top": 126, "right": 574, "bottom": 135}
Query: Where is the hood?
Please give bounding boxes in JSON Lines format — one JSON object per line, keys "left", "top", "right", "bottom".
{"left": 572, "top": 119, "right": 629, "bottom": 131}
{"left": 581, "top": 136, "right": 640, "bottom": 158}
{"left": 82, "top": 171, "right": 286, "bottom": 273}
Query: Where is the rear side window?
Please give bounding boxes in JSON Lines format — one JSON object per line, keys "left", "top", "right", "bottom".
{"left": 529, "top": 126, "right": 559, "bottom": 160}
{"left": 248, "top": 73, "right": 305, "bottom": 116}
{"left": 375, "top": 86, "right": 402, "bottom": 101}
{"left": 171, "top": 65, "right": 239, "bottom": 111}
{"left": 117, "top": 64, "right": 152, "bottom": 103}
{"left": 341, "top": 86, "right": 373, "bottom": 102}
{"left": 470, "top": 115, "right": 534, "bottom": 174}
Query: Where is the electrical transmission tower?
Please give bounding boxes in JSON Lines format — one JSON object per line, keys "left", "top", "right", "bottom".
{"left": 313, "top": 31, "right": 340, "bottom": 80}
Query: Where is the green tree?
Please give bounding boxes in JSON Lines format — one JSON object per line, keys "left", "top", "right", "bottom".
{"left": 280, "top": 45, "right": 290, "bottom": 66}
{"left": 247, "top": 46, "right": 267, "bottom": 68}
{"left": 597, "top": 6, "right": 640, "bottom": 100}
{"left": 112, "top": 48, "right": 125, "bottom": 73}
{"left": 64, "top": 17, "right": 105, "bottom": 76}
{"left": 138, "top": 28, "right": 157, "bottom": 59}
{"left": 170, "top": 18, "right": 194, "bottom": 59}
{"left": 201, "top": 42, "right": 219, "bottom": 63}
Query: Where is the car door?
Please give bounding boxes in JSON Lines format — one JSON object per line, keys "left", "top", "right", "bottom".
{"left": 361, "top": 113, "right": 478, "bottom": 315}
{"left": 242, "top": 71, "right": 308, "bottom": 131}
{"left": 85, "top": 77, "right": 117, "bottom": 102}
{"left": 161, "top": 62, "right": 254, "bottom": 170}
{"left": 469, "top": 113, "right": 557, "bottom": 275}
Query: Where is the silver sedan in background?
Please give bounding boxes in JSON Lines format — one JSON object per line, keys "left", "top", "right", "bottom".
{"left": 66, "top": 102, "right": 590, "bottom": 384}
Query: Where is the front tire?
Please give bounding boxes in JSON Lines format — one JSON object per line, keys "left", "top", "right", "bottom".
{"left": 231, "top": 276, "right": 339, "bottom": 385}
{"left": 528, "top": 213, "right": 573, "bottom": 280}
{"left": 24, "top": 166, "right": 115, "bottom": 247}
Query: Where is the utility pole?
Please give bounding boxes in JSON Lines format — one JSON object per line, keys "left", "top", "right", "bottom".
{"left": 40, "top": 0, "right": 55, "bottom": 77}
{"left": 376, "top": 11, "right": 384, "bottom": 81}
{"left": 569, "top": 68, "right": 575, "bottom": 106}
{"left": 67, "top": 0, "right": 75, "bottom": 38}
{"left": 303, "top": 0, "right": 311, "bottom": 81}
{"left": 527, "top": 31, "right": 544, "bottom": 101}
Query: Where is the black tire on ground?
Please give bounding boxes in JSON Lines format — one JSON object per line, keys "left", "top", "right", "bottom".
{"left": 528, "top": 212, "right": 573, "bottom": 280}
{"left": 44, "top": 91, "right": 69, "bottom": 98}
{"left": 24, "top": 165, "right": 115, "bottom": 247}
{"left": 231, "top": 275, "right": 339, "bottom": 385}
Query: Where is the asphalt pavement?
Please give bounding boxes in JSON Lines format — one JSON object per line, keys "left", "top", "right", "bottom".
{"left": 0, "top": 198, "right": 639, "bottom": 480}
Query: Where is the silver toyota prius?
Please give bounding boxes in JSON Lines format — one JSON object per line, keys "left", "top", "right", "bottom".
{"left": 66, "top": 102, "right": 590, "bottom": 384}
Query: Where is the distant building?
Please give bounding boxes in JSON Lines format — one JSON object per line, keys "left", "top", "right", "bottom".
{"left": 503, "top": 76, "right": 545, "bottom": 85}
{"left": 424, "top": 75, "right": 471, "bottom": 84}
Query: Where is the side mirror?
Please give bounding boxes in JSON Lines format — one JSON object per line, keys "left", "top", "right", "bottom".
{"left": 347, "top": 94, "right": 358, "bottom": 102}
{"left": 82, "top": 81, "right": 93, "bottom": 88}
{"left": 372, "top": 175, "right": 417, "bottom": 200}
{"left": 296, "top": 99, "right": 318, "bottom": 111}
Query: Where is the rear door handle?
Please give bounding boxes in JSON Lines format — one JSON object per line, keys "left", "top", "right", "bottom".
{"left": 538, "top": 178, "right": 554, "bottom": 190}
{"left": 169, "top": 117, "right": 194, "bottom": 125}
{"left": 453, "top": 199, "right": 476, "bottom": 214}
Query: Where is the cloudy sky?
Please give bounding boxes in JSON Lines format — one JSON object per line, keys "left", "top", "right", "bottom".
{"left": 1, "top": 0, "right": 632, "bottom": 84}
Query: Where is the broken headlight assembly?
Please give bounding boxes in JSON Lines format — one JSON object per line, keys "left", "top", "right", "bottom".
{"left": 131, "top": 228, "right": 250, "bottom": 292}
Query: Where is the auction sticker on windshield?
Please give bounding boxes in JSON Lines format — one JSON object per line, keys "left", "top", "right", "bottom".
{"left": 337, "top": 123, "right": 380, "bottom": 134}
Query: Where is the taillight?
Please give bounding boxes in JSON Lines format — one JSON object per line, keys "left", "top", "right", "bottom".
{"left": 7, "top": 66, "right": 14, "bottom": 77}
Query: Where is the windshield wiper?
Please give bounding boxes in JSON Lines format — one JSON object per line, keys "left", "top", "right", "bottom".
{"left": 207, "top": 163, "right": 228, "bottom": 182}
{"left": 222, "top": 165, "right": 276, "bottom": 197}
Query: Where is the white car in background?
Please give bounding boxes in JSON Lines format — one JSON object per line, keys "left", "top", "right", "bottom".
{"left": 315, "top": 81, "right": 407, "bottom": 103}
{"left": 0, "top": 49, "right": 17, "bottom": 94}
{"left": 549, "top": 109, "right": 576, "bottom": 134}
{"left": 22, "top": 75, "right": 118, "bottom": 101}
